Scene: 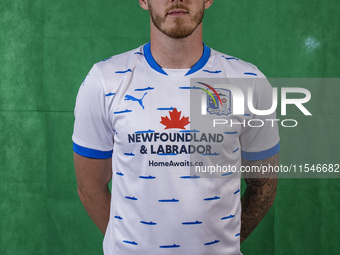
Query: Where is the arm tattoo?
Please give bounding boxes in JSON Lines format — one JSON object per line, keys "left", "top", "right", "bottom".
{"left": 240, "top": 152, "right": 279, "bottom": 243}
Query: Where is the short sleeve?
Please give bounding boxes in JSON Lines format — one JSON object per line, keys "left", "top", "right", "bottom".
{"left": 72, "top": 64, "right": 114, "bottom": 159}
{"left": 240, "top": 73, "right": 280, "bottom": 160}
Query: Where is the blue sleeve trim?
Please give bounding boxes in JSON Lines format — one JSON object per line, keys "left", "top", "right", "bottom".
{"left": 73, "top": 142, "right": 113, "bottom": 159}
{"left": 241, "top": 142, "right": 280, "bottom": 161}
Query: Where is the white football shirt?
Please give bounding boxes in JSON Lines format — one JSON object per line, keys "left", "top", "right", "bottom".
{"left": 72, "top": 43, "right": 280, "bottom": 255}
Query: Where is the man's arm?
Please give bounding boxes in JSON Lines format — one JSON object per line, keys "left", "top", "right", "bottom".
{"left": 240, "top": 152, "right": 279, "bottom": 243}
{"left": 74, "top": 152, "right": 112, "bottom": 234}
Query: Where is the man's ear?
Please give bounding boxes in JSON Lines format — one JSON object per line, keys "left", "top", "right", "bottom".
{"left": 204, "top": 0, "right": 214, "bottom": 10}
{"left": 139, "top": 0, "right": 149, "bottom": 11}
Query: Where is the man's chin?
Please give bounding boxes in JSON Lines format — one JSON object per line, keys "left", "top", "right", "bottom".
{"left": 162, "top": 26, "right": 195, "bottom": 39}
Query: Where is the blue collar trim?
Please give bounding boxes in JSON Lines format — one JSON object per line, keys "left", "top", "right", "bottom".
{"left": 143, "top": 42, "right": 211, "bottom": 76}
{"left": 185, "top": 44, "right": 211, "bottom": 76}
{"left": 143, "top": 42, "right": 168, "bottom": 76}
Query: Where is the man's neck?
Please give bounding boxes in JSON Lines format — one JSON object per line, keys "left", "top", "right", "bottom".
{"left": 149, "top": 24, "right": 204, "bottom": 69}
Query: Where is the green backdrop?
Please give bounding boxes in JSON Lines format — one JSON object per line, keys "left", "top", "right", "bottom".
{"left": 1, "top": 0, "right": 339, "bottom": 254}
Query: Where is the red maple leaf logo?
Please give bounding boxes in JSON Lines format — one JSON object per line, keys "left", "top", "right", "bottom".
{"left": 160, "top": 108, "right": 190, "bottom": 130}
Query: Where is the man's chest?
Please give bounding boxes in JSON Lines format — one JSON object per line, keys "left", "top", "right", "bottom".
{"left": 106, "top": 77, "right": 248, "bottom": 169}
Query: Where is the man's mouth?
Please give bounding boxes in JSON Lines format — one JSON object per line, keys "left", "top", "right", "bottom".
{"left": 167, "top": 9, "right": 189, "bottom": 16}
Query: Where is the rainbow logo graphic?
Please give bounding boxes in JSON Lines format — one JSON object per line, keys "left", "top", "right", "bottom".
{"left": 196, "top": 82, "right": 232, "bottom": 116}
{"left": 179, "top": 82, "right": 232, "bottom": 116}
{"left": 196, "top": 82, "right": 222, "bottom": 107}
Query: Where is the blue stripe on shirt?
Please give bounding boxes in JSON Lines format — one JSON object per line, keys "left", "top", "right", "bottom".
{"left": 73, "top": 142, "right": 113, "bottom": 159}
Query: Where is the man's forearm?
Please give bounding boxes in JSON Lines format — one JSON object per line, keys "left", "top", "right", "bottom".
{"left": 240, "top": 153, "right": 279, "bottom": 243}
{"left": 78, "top": 187, "right": 111, "bottom": 234}
{"left": 74, "top": 153, "right": 112, "bottom": 235}
{"left": 240, "top": 177, "right": 277, "bottom": 243}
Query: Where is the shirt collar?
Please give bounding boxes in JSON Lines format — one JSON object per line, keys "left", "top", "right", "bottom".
{"left": 143, "top": 42, "right": 211, "bottom": 76}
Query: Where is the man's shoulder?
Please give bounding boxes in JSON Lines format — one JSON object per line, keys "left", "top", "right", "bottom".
{"left": 94, "top": 44, "right": 145, "bottom": 72}
{"left": 209, "top": 47, "right": 263, "bottom": 77}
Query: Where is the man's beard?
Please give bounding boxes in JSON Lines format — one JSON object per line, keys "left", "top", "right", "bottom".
{"left": 148, "top": 3, "right": 205, "bottom": 39}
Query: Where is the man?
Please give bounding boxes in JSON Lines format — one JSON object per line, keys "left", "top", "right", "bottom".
{"left": 73, "top": 0, "right": 279, "bottom": 254}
